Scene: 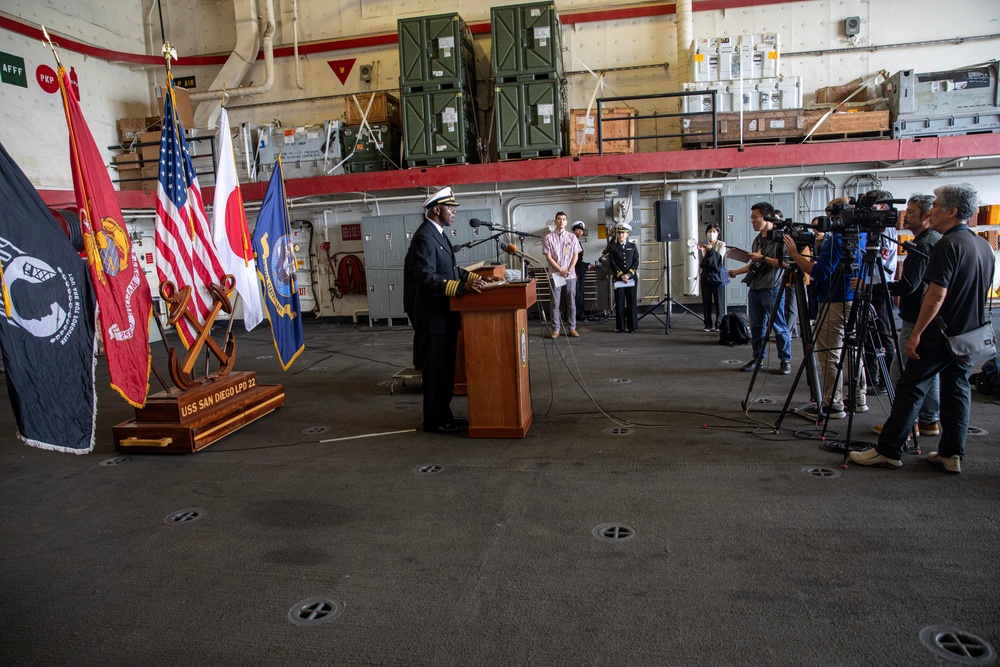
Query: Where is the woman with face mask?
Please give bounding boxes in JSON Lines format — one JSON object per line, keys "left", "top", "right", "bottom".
{"left": 697, "top": 223, "right": 729, "bottom": 331}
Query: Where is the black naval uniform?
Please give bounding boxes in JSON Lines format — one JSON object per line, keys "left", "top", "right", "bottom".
{"left": 404, "top": 218, "right": 473, "bottom": 431}
{"left": 608, "top": 239, "right": 639, "bottom": 332}
{"left": 573, "top": 247, "right": 589, "bottom": 316}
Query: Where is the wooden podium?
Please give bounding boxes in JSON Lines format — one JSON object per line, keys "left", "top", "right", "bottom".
{"left": 451, "top": 280, "right": 536, "bottom": 438}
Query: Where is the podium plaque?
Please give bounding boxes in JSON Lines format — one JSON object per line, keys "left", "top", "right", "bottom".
{"left": 113, "top": 371, "right": 284, "bottom": 454}
{"left": 451, "top": 280, "right": 536, "bottom": 438}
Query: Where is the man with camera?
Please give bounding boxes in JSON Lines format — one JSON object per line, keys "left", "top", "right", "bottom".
{"left": 728, "top": 202, "right": 792, "bottom": 374}
{"left": 851, "top": 184, "right": 995, "bottom": 473}
{"left": 783, "top": 198, "right": 867, "bottom": 419}
{"left": 871, "top": 194, "right": 942, "bottom": 437}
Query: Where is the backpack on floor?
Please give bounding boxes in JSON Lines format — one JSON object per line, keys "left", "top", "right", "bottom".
{"left": 970, "top": 357, "right": 1000, "bottom": 396}
{"left": 718, "top": 313, "right": 751, "bottom": 347}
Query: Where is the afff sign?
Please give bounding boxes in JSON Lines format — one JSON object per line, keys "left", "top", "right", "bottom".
{"left": 0, "top": 51, "right": 28, "bottom": 88}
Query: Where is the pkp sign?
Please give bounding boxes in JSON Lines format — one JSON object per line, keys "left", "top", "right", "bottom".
{"left": 36, "top": 64, "right": 58, "bottom": 94}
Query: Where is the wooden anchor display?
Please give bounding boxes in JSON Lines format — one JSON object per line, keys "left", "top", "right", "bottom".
{"left": 113, "top": 277, "right": 285, "bottom": 454}
{"left": 160, "top": 277, "right": 238, "bottom": 391}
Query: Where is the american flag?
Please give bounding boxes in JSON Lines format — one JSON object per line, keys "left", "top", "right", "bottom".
{"left": 154, "top": 77, "right": 226, "bottom": 347}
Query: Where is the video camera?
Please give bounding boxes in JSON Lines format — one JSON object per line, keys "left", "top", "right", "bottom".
{"left": 764, "top": 216, "right": 816, "bottom": 251}
{"left": 815, "top": 192, "right": 903, "bottom": 236}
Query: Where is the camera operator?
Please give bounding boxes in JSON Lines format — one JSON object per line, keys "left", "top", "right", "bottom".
{"left": 870, "top": 194, "right": 942, "bottom": 437}
{"left": 783, "top": 198, "right": 867, "bottom": 419}
{"left": 851, "top": 184, "right": 995, "bottom": 473}
{"left": 860, "top": 190, "right": 900, "bottom": 394}
{"left": 728, "top": 202, "right": 792, "bottom": 374}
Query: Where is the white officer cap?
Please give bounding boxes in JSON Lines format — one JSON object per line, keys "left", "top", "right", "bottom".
{"left": 571, "top": 220, "right": 586, "bottom": 231}
{"left": 615, "top": 222, "right": 632, "bottom": 232}
{"left": 423, "top": 186, "right": 460, "bottom": 209}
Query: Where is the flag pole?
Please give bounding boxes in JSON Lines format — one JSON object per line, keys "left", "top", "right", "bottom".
{"left": 41, "top": 26, "right": 63, "bottom": 68}
{"left": 150, "top": 314, "right": 175, "bottom": 393}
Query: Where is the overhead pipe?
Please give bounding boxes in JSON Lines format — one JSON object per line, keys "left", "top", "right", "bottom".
{"left": 675, "top": 0, "right": 693, "bottom": 85}
{"left": 189, "top": 0, "right": 275, "bottom": 129}
{"left": 292, "top": 0, "right": 304, "bottom": 89}
{"left": 117, "top": 162, "right": 991, "bottom": 220}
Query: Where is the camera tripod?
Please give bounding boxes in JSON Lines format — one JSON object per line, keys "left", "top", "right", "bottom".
{"left": 780, "top": 235, "right": 912, "bottom": 465}
{"left": 638, "top": 241, "right": 700, "bottom": 334}
{"left": 741, "top": 264, "right": 823, "bottom": 413}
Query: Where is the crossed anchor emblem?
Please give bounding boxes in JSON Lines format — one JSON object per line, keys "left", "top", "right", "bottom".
{"left": 159, "top": 275, "right": 237, "bottom": 391}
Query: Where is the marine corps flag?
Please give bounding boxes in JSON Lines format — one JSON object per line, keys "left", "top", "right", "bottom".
{"left": 0, "top": 142, "right": 98, "bottom": 453}
{"left": 251, "top": 160, "right": 304, "bottom": 369}
{"left": 57, "top": 64, "right": 152, "bottom": 407}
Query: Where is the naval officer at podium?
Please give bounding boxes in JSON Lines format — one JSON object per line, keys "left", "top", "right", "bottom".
{"left": 404, "top": 187, "right": 488, "bottom": 435}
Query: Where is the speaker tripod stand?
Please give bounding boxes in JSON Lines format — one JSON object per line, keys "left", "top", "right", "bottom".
{"left": 638, "top": 240, "right": 700, "bottom": 334}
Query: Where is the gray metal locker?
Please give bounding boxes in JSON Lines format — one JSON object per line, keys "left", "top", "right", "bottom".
{"left": 386, "top": 268, "right": 405, "bottom": 318}
{"left": 722, "top": 192, "right": 795, "bottom": 308}
{"left": 366, "top": 268, "right": 389, "bottom": 320}
{"left": 382, "top": 216, "right": 407, "bottom": 267}
{"left": 403, "top": 214, "right": 423, "bottom": 254}
{"left": 361, "top": 217, "right": 385, "bottom": 268}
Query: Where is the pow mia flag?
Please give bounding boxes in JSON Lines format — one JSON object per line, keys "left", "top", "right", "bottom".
{"left": 0, "top": 142, "right": 97, "bottom": 453}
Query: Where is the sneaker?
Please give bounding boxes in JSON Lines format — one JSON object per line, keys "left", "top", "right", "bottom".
{"left": 927, "top": 451, "right": 961, "bottom": 473}
{"left": 740, "top": 359, "right": 761, "bottom": 372}
{"left": 703, "top": 327, "right": 713, "bottom": 332}
{"left": 849, "top": 448, "right": 902, "bottom": 468}
{"left": 918, "top": 421, "right": 940, "bottom": 436}
{"left": 779, "top": 361, "right": 792, "bottom": 375}
{"left": 867, "top": 385, "right": 889, "bottom": 396}
{"left": 854, "top": 401, "right": 869, "bottom": 413}
{"left": 550, "top": 330, "right": 560, "bottom": 339}
{"left": 568, "top": 329, "right": 580, "bottom": 337}
{"left": 872, "top": 421, "right": 917, "bottom": 435}
{"left": 803, "top": 404, "right": 847, "bottom": 420}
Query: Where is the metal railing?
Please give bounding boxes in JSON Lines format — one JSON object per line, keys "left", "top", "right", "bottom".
{"left": 593, "top": 90, "right": 719, "bottom": 154}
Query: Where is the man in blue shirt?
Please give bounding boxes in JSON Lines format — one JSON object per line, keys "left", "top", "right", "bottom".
{"left": 784, "top": 200, "right": 867, "bottom": 419}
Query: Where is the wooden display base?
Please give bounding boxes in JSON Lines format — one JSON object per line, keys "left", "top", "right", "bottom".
{"left": 113, "top": 371, "right": 284, "bottom": 454}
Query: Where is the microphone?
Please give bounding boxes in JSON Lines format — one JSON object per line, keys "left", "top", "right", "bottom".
{"left": 470, "top": 217, "right": 494, "bottom": 229}
{"left": 504, "top": 243, "right": 542, "bottom": 266}
{"left": 453, "top": 240, "right": 475, "bottom": 251}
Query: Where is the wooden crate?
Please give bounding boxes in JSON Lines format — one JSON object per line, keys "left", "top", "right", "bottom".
{"left": 804, "top": 109, "right": 889, "bottom": 137}
{"left": 569, "top": 108, "right": 636, "bottom": 155}
{"left": 345, "top": 92, "right": 401, "bottom": 126}
{"left": 682, "top": 110, "right": 804, "bottom": 145}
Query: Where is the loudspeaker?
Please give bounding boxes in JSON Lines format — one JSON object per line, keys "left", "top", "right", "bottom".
{"left": 654, "top": 200, "right": 680, "bottom": 241}
{"left": 844, "top": 16, "right": 861, "bottom": 37}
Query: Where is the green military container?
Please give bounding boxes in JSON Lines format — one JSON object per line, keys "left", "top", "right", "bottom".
{"left": 342, "top": 123, "right": 402, "bottom": 174}
{"left": 398, "top": 13, "right": 476, "bottom": 91}
{"left": 494, "top": 79, "right": 564, "bottom": 159}
{"left": 491, "top": 2, "right": 563, "bottom": 82}
{"left": 402, "top": 89, "right": 480, "bottom": 166}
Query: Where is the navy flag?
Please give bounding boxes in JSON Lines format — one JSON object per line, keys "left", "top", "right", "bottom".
{"left": 0, "top": 142, "right": 98, "bottom": 453}
{"left": 251, "top": 159, "right": 304, "bottom": 369}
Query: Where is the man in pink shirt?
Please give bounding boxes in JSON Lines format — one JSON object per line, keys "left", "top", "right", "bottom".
{"left": 542, "top": 211, "right": 583, "bottom": 339}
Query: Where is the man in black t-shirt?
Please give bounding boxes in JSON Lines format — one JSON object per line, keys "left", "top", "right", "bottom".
{"left": 851, "top": 184, "right": 995, "bottom": 473}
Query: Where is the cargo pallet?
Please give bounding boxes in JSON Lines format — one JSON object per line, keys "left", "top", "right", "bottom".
{"left": 682, "top": 109, "right": 804, "bottom": 146}
{"left": 345, "top": 160, "right": 396, "bottom": 174}
{"left": 803, "top": 109, "right": 889, "bottom": 141}
{"left": 407, "top": 155, "right": 473, "bottom": 167}
{"left": 498, "top": 148, "right": 562, "bottom": 160}
{"left": 494, "top": 71, "right": 562, "bottom": 85}
{"left": 402, "top": 81, "right": 470, "bottom": 94}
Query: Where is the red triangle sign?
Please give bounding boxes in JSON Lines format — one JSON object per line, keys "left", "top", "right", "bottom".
{"left": 328, "top": 59, "right": 356, "bottom": 85}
